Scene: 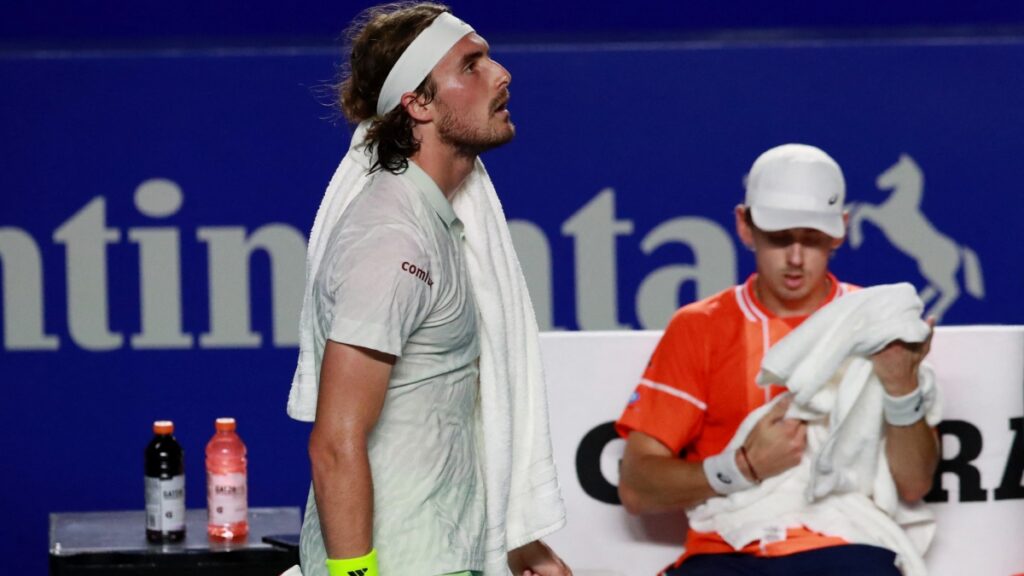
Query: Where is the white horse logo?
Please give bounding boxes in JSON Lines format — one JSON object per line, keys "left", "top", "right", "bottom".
{"left": 849, "top": 154, "right": 984, "bottom": 320}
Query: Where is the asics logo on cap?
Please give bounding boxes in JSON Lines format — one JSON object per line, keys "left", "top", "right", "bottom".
{"left": 828, "top": 193, "right": 839, "bottom": 205}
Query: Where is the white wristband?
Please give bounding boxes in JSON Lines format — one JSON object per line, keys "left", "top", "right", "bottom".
{"left": 703, "top": 448, "right": 756, "bottom": 495}
{"left": 883, "top": 386, "right": 926, "bottom": 426}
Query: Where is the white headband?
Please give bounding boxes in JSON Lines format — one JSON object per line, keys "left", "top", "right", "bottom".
{"left": 376, "top": 12, "right": 474, "bottom": 116}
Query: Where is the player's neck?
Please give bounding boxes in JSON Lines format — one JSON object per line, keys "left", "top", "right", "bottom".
{"left": 410, "top": 143, "right": 475, "bottom": 199}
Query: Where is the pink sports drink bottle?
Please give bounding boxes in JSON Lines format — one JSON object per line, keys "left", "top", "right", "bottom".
{"left": 205, "top": 417, "right": 248, "bottom": 541}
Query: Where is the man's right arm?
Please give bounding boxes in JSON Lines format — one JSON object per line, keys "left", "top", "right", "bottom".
{"left": 618, "top": 431, "right": 717, "bottom": 513}
{"left": 308, "top": 340, "right": 394, "bottom": 559}
{"left": 619, "top": 396, "right": 805, "bottom": 513}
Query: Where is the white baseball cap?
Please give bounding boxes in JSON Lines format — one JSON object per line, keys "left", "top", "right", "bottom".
{"left": 744, "top": 143, "right": 845, "bottom": 238}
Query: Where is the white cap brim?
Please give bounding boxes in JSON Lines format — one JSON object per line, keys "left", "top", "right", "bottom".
{"left": 750, "top": 205, "right": 845, "bottom": 238}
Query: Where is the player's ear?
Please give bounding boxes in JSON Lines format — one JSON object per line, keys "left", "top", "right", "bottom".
{"left": 735, "top": 205, "right": 755, "bottom": 250}
{"left": 402, "top": 91, "right": 433, "bottom": 123}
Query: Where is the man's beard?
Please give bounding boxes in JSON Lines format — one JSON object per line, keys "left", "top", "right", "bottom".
{"left": 435, "top": 97, "right": 515, "bottom": 158}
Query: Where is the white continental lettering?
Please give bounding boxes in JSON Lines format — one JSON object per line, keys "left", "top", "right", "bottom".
{"left": 53, "top": 197, "right": 123, "bottom": 351}
{"left": 4, "top": 181, "right": 308, "bottom": 352}
{"left": 3, "top": 181, "right": 741, "bottom": 351}
{"left": 562, "top": 188, "right": 633, "bottom": 330}
{"left": 129, "top": 179, "right": 192, "bottom": 349}
{"left": 507, "top": 220, "right": 560, "bottom": 331}
{"left": 197, "top": 224, "right": 305, "bottom": 348}
{"left": 553, "top": 188, "right": 736, "bottom": 331}
{"left": 0, "top": 227, "right": 59, "bottom": 350}
{"left": 635, "top": 217, "right": 736, "bottom": 328}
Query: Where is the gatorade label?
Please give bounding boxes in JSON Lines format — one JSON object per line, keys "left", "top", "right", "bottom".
{"left": 145, "top": 476, "right": 186, "bottom": 531}
{"left": 207, "top": 472, "right": 247, "bottom": 524}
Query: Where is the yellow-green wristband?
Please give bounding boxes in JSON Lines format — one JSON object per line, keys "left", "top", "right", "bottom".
{"left": 326, "top": 548, "right": 378, "bottom": 576}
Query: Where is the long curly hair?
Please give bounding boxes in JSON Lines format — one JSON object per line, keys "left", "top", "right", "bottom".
{"left": 336, "top": 2, "right": 449, "bottom": 174}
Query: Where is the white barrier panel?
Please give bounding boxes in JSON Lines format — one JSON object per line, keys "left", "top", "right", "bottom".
{"left": 541, "top": 327, "right": 1024, "bottom": 576}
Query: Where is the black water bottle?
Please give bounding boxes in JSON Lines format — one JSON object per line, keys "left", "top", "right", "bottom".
{"left": 145, "top": 420, "right": 186, "bottom": 543}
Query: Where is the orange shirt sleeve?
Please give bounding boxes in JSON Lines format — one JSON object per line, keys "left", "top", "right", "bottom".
{"left": 616, "top": 307, "right": 708, "bottom": 455}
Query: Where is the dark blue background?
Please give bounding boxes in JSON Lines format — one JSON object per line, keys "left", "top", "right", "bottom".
{"left": 5, "top": 0, "right": 1024, "bottom": 48}
{"left": 3, "top": 5, "right": 1024, "bottom": 574}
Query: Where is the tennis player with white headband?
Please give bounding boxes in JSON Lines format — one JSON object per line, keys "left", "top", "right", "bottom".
{"left": 374, "top": 11, "right": 473, "bottom": 117}
{"left": 289, "top": 3, "right": 571, "bottom": 576}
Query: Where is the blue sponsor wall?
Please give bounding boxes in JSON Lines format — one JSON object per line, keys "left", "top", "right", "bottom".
{"left": 6, "top": 0, "right": 1024, "bottom": 47}
{"left": 3, "top": 31, "right": 1024, "bottom": 574}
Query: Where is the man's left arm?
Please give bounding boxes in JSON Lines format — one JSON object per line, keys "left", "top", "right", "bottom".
{"left": 507, "top": 540, "right": 572, "bottom": 576}
{"left": 872, "top": 318, "right": 940, "bottom": 502}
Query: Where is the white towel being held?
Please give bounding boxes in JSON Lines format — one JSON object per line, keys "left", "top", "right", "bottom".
{"left": 758, "top": 283, "right": 937, "bottom": 500}
{"left": 287, "top": 122, "right": 566, "bottom": 576}
{"left": 689, "top": 283, "right": 942, "bottom": 576}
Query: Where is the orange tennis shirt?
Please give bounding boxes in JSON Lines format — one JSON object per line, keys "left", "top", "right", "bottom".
{"left": 616, "top": 273, "right": 856, "bottom": 568}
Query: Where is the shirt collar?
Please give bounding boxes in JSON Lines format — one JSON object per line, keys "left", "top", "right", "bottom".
{"left": 402, "top": 160, "right": 459, "bottom": 229}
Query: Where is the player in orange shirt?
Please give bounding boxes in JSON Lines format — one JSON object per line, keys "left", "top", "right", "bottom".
{"left": 616, "top": 144, "right": 939, "bottom": 575}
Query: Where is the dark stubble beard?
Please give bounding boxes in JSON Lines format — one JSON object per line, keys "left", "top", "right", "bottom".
{"left": 435, "top": 97, "right": 515, "bottom": 159}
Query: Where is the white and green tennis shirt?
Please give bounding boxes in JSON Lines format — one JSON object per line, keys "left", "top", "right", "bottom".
{"left": 300, "top": 161, "right": 485, "bottom": 576}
